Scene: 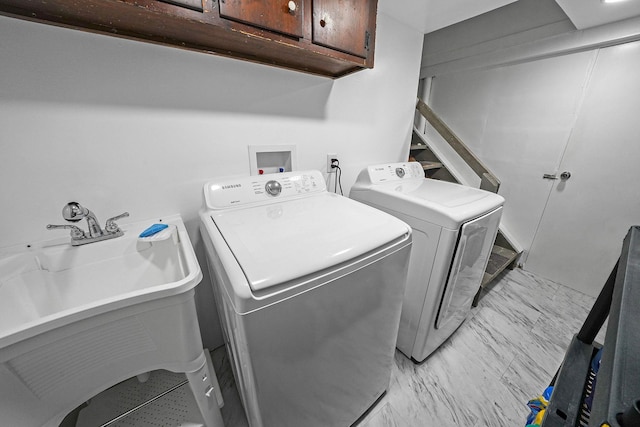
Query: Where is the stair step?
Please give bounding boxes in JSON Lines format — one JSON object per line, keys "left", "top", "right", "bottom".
{"left": 419, "top": 161, "right": 443, "bottom": 171}
{"left": 472, "top": 244, "right": 520, "bottom": 307}
{"left": 482, "top": 245, "right": 519, "bottom": 287}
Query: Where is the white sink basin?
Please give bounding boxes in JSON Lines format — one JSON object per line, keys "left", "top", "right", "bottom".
{"left": 0, "top": 214, "right": 201, "bottom": 349}
{"left": 0, "top": 214, "right": 224, "bottom": 427}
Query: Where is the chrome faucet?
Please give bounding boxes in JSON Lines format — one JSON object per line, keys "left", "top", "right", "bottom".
{"left": 47, "top": 202, "right": 129, "bottom": 246}
{"left": 62, "top": 202, "right": 103, "bottom": 237}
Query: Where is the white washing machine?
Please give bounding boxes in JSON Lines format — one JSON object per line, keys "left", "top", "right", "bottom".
{"left": 199, "top": 170, "right": 412, "bottom": 427}
{"left": 350, "top": 162, "right": 504, "bottom": 363}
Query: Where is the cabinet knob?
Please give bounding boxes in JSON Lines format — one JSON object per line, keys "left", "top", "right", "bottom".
{"left": 288, "top": 1, "right": 296, "bottom": 12}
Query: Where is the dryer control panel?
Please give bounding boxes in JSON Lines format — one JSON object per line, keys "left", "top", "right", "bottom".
{"left": 361, "top": 162, "right": 425, "bottom": 184}
{"left": 204, "top": 170, "right": 326, "bottom": 209}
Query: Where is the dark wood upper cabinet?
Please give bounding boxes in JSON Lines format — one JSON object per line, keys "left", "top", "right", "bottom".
{"left": 313, "top": 0, "right": 374, "bottom": 58}
{"left": 0, "top": 0, "right": 377, "bottom": 78}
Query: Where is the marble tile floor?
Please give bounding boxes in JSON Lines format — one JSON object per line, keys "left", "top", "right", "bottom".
{"left": 212, "top": 268, "right": 607, "bottom": 427}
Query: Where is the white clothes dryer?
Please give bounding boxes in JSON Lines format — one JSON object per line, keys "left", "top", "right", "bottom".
{"left": 350, "top": 162, "right": 504, "bottom": 363}
{"left": 199, "top": 170, "right": 412, "bottom": 427}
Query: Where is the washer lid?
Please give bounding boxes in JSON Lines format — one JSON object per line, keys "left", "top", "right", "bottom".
{"left": 352, "top": 178, "right": 504, "bottom": 229}
{"left": 210, "top": 193, "right": 410, "bottom": 292}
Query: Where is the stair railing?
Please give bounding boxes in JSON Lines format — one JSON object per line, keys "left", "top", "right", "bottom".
{"left": 415, "top": 98, "right": 501, "bottom": 194}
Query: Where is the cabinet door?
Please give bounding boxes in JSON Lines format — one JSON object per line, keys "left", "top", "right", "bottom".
{"left": 219, "top": 0, "right": 303, "bottom": 38}
{"left": 312, "top": 0, "right": 374, "bottom": 58}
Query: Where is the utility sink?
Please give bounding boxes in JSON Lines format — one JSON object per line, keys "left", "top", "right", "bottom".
{"left": 0, "top": 215, "right": 223, "bottom": 427}
{"left": 0, "top": 215, "right": 199, "bottom": 348}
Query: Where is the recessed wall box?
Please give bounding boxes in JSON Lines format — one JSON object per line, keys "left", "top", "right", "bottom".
{"left": 249, "top": 145, "right": 297, "bottom": 176}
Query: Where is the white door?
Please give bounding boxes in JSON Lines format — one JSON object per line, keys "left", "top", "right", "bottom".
{"left": 524, "top": 41, "right": 640, "bottom": 297}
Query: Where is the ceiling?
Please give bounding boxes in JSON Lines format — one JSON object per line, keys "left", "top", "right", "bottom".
{"left": 379, "top": 0, "right": 640, "bottom": 34}
{"left": 554, "top": 0, "right": 640, "bottom": 29}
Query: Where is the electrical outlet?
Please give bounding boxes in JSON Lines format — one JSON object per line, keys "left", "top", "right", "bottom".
{"left": 327, "top": 153, "right": 338, "bottom": 173}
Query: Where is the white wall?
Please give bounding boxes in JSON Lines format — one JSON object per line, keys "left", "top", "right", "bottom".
{"left": 0, "top": 12, "right": 424, "bottom": 348}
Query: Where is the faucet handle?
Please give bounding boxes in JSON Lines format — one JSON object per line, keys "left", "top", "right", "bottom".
{"left": 105, "top": 212, "right": 130, "bottom": 233}
{"left": 47, "top": 224, "right": 86, "bottom": 239}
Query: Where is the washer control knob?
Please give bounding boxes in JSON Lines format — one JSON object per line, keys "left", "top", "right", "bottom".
{"left": 265, "top": 180, "right": 282, "bottom": 196}
{"left": 395, "top": 167, "right": 406, "bottom": 178}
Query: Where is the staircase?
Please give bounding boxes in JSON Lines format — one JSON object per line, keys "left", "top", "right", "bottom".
{"left": 412, "top": 99, "right": 522, "bottom": 305}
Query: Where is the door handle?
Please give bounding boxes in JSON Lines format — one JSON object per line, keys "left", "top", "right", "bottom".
{"left": 543, "top": 171, "right": 571, "bottom": 181}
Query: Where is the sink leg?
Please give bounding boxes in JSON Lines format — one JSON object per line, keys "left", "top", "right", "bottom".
{"left": 185, "top": 350, "right": 225, "bottom": 427}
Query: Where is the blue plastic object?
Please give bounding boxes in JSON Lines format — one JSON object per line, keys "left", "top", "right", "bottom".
{"left": 139, "top": 223, "right": 169, "bottom": 238}
{"left": 525, "top": 386, "right": 554, "bottom": 426}
{"left": 584, "top": 347, "right": 604, "bottom": 411}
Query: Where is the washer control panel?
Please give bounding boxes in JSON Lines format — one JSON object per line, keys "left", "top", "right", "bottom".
{"left": 364, "top": 162, "right": 425, "bottom": 184}
{"left": 204, "top": 170, "right": 325, "bottom": 209}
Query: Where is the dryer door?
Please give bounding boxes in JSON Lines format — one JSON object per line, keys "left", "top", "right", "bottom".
{"left": 435, "top": 207, "right": 502, "bottom": 329}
